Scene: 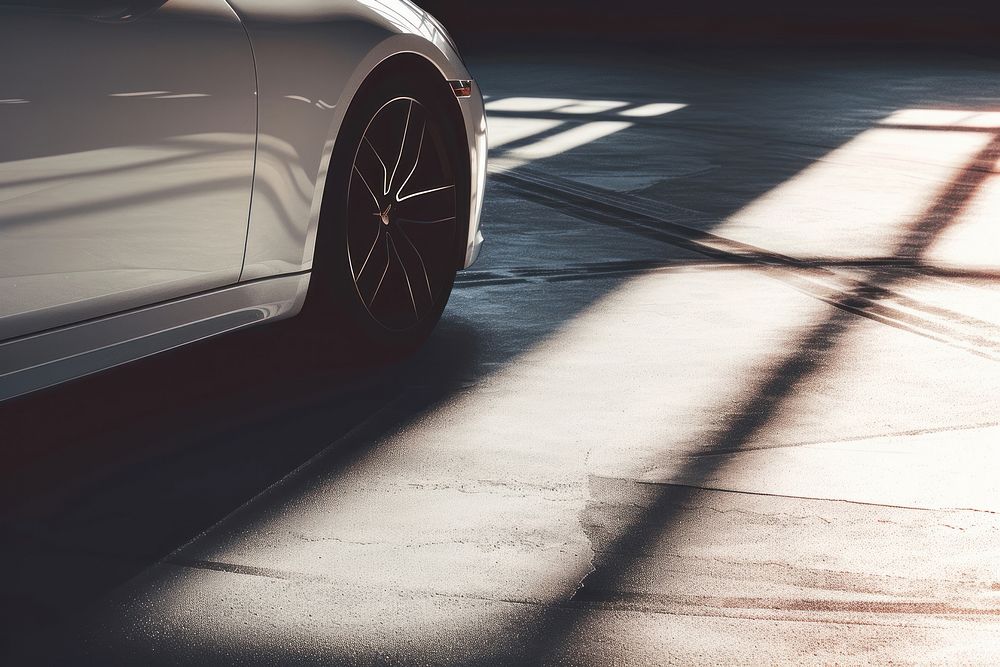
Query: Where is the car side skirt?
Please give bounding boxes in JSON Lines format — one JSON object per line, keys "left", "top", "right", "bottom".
{"left": 0, "top": 273, "right": 310, "bottom": 403}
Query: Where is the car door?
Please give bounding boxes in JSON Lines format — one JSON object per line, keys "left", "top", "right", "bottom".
{"left": 0, "top": 0, "right": 256, "bottom": 341}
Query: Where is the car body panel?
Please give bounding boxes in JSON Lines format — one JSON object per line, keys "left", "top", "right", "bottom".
{"left": 0, "top": 0, "right": 257, "bottom": 341}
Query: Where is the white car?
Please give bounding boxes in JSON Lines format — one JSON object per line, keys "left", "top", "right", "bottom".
{"left": 0, "top": 0, "right": 487, "bottom": 402}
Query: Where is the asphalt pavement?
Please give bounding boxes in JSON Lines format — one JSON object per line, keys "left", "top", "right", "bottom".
{"left": 3, "top": 45, "right": 1000, "bottom": 665}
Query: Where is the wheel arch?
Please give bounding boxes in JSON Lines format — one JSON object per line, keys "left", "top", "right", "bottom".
{"left": 233, "top": 5, "right": 480, "bottom": 282}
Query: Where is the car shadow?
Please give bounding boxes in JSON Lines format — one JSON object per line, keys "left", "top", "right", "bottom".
{"left": 0, "top": 312, "right": 485, "bottom": 648}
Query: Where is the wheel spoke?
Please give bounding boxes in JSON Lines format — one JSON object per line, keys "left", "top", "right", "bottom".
{"left": 395, "top": 215, "right": 457, "bottom": 225}
{"left": 366, "top": 235, "right": 392, "bottom": 308}
{"left": 353, "top": 227, "right": 383, "bottom": 281}
{"left": 396, "top": 184, "right": 455, "bottom": 203}
{"left": 388, "top": 234, "right": 419, "bottom": 318}
{"left": 387, "top": 100, "right": 413, "bottom": 195}
{"left": 352, "top": 165, "right": 381, "bottom": 209}
{"left": 395, "top": 184, "right": 457, "bottom": 224}
{"left": 394, "top": 123, "right": 425, "bottom": 201}
{"left": 361, "top": 136, "right": 389, "bottom": 195}
{"left": 394, "top": 223, "right": 434, "bottom": 301}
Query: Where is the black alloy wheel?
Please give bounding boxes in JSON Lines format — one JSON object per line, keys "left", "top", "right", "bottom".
{"left": 347, "top": 96, "right": 458, "bottom": 331}
{"left": 307, "top": 63, "right": 466, "bottom": 359}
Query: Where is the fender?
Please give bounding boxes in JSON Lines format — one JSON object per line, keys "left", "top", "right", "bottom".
{"left": 225, "top": 0, "right": 486, "bottom": 281}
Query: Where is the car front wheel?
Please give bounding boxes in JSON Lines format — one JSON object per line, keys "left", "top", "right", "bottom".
{"left": 308, "top": 64, "right": 466, "bottom": 358}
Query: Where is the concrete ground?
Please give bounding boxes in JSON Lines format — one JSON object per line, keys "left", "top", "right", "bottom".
{"left": 3, "top": 46, "right": 1000, "bottom": 665}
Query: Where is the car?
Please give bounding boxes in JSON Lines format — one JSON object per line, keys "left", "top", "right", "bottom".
{"left": 0, "top": 0, "right": 487, "bottom": 402}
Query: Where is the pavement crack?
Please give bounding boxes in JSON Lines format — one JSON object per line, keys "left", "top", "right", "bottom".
{"left": 571, "top": 473, "right": 600, "bottom": 602}
{"left": 570, "top": 589, "right": 1000, "bottom": 619}
{"left": 591, "top": 477, "right": 999, "bottom": 515}
{"left": 405, "top": 479, "right": 578, "bottom": 501}
{"left": 682, "top": 421, "right": 1000, "bottom": 456}
{"left": 694, "top": 505, "right": 834, "bottom": 524}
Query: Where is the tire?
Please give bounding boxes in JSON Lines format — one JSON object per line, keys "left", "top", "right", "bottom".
{"left": 306, "top": 63, "right": 466, "bottom": 359}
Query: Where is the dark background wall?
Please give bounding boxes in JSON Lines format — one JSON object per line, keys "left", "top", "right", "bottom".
{"left": 416, "top": 1, "right": 997, "bottom": 49}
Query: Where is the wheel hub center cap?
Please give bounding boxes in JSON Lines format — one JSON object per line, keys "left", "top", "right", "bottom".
{"left": 378, "top": 204, "right": 392, "bottom": 226}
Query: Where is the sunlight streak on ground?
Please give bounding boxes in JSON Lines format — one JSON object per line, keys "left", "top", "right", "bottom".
{"left": 485, "top": 97, "right": 579, "bottom": 112}
{"left": 882, "top": 108, "right": 1000, "bottom": 129}
{"left": 486, "top": 117, "right": 565, "bottom": 149}
{"left": 713, "top": 127, "right": 992, "bottom": 259}
{"left": 485, "top": 97, "right": 686, "bottom": 119}
{"left": 504, "top": 121, "right": 633, "bottom": 161}
{"left": 619, "top": 102, "right": 687, "bottom": 117}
